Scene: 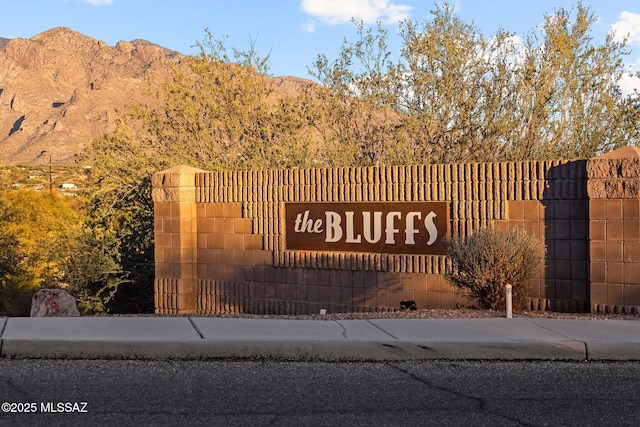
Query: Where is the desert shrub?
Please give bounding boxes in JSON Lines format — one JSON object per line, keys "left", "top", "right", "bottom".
{"left": 0, "top": 189, "right": 123, "bottom": 315}
{"left": 444, "top": 227, "right": 544, "bottom": 310}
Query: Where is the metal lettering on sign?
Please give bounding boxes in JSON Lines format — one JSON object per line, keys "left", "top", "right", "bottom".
{"left": 285, "top": 202, "right": 449, "bottom": 255}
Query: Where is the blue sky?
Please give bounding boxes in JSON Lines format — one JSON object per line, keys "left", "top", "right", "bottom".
{"left": 2, "top": 0, "right": 640, "bottom": 92}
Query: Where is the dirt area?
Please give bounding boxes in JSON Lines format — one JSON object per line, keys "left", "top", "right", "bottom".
{"left": 177, "top": 308, "right": 640, "bottom": 321}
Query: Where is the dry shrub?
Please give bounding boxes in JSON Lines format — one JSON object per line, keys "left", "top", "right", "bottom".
{"left": 444, "top": 228, "right": 544, "bottom": 310}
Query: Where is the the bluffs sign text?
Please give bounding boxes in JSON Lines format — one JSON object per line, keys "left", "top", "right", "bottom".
{"left": 285, "top": 202, "right": 448, "bottom": 255}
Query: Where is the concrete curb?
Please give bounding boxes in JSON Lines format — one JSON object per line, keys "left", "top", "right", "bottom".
{"left": 585, "top": 343, "right": 640, "bottom": 361}
{"left": 0, "top": 339, "right": 588, "bottom": 361}
{"left": 1, "top": 316, "right": 639, "bottom": 361}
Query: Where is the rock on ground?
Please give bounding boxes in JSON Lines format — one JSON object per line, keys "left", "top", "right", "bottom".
{"left": 30, "top": 289, "right": 80, "bottom": 317}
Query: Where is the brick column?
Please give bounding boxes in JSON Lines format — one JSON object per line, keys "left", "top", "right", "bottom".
{"left": 587, "top": 147, "right": 640, "bottom": 314}
{"left": 152, "top": 165, "right": 205, "bottom": 314}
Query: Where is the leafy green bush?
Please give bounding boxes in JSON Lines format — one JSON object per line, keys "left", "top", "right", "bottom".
{"left": 0, "top": 188, "right": 125, "bottom": 316}
{"left": 444, "top": 227, "right": 544, "bottom": 310}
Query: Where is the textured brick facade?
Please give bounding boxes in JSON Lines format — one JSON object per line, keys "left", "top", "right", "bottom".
{"left": 153, "top": 147, "right": 640, "bottom": 315}
{"left": 587, "top": 147, "right": 640, "bottom": 314}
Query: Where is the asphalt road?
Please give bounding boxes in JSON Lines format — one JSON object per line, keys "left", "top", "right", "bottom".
{"left": 1, "top": 359, "right": 639, "bottom": 426}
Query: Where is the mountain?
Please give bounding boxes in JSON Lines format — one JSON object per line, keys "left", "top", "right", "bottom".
{"left": 0, "top": 27, "right": 312, "bottom": 165}
{"left": 0, "top": 27, "right": 186, "bottom": 164}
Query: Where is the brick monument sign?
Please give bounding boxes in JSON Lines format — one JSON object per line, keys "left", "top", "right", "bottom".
{"left": 152, "top": 147, "right": 640, "bottom": 315}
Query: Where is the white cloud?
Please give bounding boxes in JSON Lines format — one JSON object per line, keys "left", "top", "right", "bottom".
{"left": 302, "top": 19, "right": 317, "bottom": 33}
{"left": 301, "top": 0, "right": 412, "bottom": 30}
{"left": 618, "top": 73, "right": 640, "bottom": 95}
{"left": 611, "top": 12, "right": 640, "bottom": 95}
{"left": 612, "top": 11, "right": 640, "bottom": 45}
{"left": 618, "top": 60, "right": 640, "bottom": 95}
{"left": 484, "top": 34, "right": 526, "bottom": 67}
{"left": 81, "top": 0, "right": 113, "bottom": 5}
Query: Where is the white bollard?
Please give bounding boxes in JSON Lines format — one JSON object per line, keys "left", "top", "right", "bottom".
{"left": 505, "top": 284, "right": 513, "bottom": 319}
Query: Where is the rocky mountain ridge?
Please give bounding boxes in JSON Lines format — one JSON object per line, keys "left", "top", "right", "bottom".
{"left": 0, "top": 27, "right": 310, "bottom": 165}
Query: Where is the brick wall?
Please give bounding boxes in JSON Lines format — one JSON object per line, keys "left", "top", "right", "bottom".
{"left": 587, "top": 147, "right": 640, "bottom": 314}
{"left": 157, "top": 146, "right": 638, "bottom": 314}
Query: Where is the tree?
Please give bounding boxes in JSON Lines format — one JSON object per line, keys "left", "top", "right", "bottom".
{"left": 118, "top": 30, "right": 319, "bottom": 171}
{"left": 0, "top": 189, "right": 80, "bottom": 289}
{"left": 79, "top": 32, "right": 320, "bottom": 312}
{"left": 0, "top": 188, "right": 118, "bottom": 315}
{"left": 79, "top": 128, "right": 158, "bottom": 313}
{"left": 508, "top": 5, "right": 640, "bottom": 159}
{"left": 311, "top": 3, "right": 640, "bottom": 164}
{"left": 396, "top": 6, "right": 520, "bottom": 163}
{"left": 310, "top": 21, "right": 417, "bottom": 166}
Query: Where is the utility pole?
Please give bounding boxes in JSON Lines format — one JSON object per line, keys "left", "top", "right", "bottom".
{"left": 48, "top": 151, "right": 52, "bottom": 194}
{"left": 40, "top": 150, "right": 53, "bottom": 194}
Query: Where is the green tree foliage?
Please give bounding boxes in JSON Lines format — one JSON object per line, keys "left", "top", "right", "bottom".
{"left": 0, "top": 189, "right": 81, "bottom": 290}
{"left": 444, "top": 228, "right": 545, "bottom": 311}
{"left": 0, "top": 189, "right": 119, "bottom": 315}
{"left": 78, "top": 141, "right": 157, "bottom": 313}
{"left": 79, "top": 32, "right": 322, "bottom": 312}
{"left": 510, "top": 6, "right": 640, "bottom": 159}
{"left": 308, "top": 22, "right": 414, "bottom": 166}
{"left": 311, "top": 3, "right": 640, "bottom": 163}
{"left": 113, "top": 30, "right": 318, "bottom": 172}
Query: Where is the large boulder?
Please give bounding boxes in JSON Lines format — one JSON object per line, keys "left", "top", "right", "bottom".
{"left": 30, "top": 289, "right": 80, "bottom": 317}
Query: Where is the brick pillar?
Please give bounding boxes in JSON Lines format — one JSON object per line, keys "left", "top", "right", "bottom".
{"left": 587, "top": 147, "right": 640, "bottom": 314}
{"left": 152, "top": 165, "right": 206, "bottom": 314}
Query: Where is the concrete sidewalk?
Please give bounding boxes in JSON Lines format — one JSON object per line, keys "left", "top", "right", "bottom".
{"left": 1, "top": 316, "right": 639, "bottom": 361}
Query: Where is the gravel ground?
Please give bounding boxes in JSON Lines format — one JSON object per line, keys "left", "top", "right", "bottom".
{"left": 123, "top": 308, "right": 640, "bottom": 321}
